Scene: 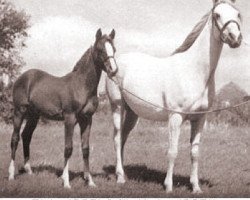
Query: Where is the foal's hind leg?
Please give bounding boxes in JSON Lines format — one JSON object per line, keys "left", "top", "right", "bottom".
{"left": 78, "top": 116, "right": 96, "bottom": 187}
{"left": 61, "top": 113, "right": 76, "bottom": 189}
{"left": 164, "top": 114, "right": 183, "bottom": 193}
{"left": 21, "top": 114, "right": 39, "bottom": 175}
{"left": 9, "top": 109, "right": 25, "bottom": 180}
{"left": 190, "top": 116, "right": 205, "bottom": 194}
{"left": 113, "top": 103, "right": 138, "bottom": 183}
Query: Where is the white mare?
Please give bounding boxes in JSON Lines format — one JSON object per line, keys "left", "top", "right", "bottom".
{"left": 106, "top": 0, "right": 242, "bottom": 193}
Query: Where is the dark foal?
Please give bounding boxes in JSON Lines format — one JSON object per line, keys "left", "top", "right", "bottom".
{"left": 8, "top": 29, "right": 117, "bottom": 188}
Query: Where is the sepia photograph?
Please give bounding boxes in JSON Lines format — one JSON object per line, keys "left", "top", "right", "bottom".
{"left": 0, "top": 0, "right": 250, "bottom": 198}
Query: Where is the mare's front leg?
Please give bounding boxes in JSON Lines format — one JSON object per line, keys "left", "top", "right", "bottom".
{"left": 78, "top": 116, "right": 96, "bottom": 187}
{"left": 164, "top": 113, "right": 183, "bottom": 193}
{"left": 111, "top": 101, "right": 125, "bottom": 183}
{"left": 190, "top": 116, "right": 205, "bottom": 194}
{"left": 61, "top": 113, "right": 76, "bottom": 189}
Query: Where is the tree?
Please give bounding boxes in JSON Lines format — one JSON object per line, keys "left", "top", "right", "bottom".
{"left": 0, "top": 0, "right": 29, "bottom": 122}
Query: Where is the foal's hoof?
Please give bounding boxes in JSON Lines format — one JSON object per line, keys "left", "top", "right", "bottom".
{"left": 24, "top": 168, "right": 33, "bottom": 175}
{"left": 88, "top": 182, "right": 97, "bottom": 187}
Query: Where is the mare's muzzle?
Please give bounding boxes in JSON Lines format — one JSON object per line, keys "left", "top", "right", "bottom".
{"left": 215, "top": 19, "right": 242, "bottom": 48}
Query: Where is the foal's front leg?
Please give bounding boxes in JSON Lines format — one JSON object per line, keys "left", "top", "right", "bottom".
{"left": 61, "top": 113, "right": 76, "bottom": 189}
{"left": 78, "top": 116, "right": 96, "bottom": 187}
{"left": 190, "top": 116, "right": 205, "bottom": 194}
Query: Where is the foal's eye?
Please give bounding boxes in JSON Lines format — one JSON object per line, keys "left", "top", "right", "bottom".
{"left": 214, "top": 13, "right": 220, "bottom": 20}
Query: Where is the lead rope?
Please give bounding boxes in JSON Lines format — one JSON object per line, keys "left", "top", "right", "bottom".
{"left": 109, "top": 73, "right": 250, "bottom": 116}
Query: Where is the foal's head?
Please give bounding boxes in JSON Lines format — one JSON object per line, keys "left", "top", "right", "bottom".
{"left": 93, "top": 28, "right": 117, "bottom": 77}
{"left": 212, "top": 0, "right": 242, "bottom": 48}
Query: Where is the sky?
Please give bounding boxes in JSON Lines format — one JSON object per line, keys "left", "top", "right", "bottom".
{"left": 10, "top": 0, "right": 250, "bottom": 94}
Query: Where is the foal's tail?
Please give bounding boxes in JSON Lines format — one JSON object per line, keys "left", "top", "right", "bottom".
{"left": 12, "top": 69, "right": 38, "bottom": 108}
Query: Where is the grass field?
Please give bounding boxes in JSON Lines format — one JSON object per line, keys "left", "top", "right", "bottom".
{"left": 0, "top": 109, "right": 250, "bottom": 198}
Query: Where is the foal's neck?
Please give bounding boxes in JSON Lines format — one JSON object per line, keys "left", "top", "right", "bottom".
{"left": 72, "top": 47, "right": 102, "bottom": 92}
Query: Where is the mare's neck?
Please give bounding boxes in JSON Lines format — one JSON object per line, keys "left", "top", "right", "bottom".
{"left": 188, "top": 16, "right": 223, "bottom": 84}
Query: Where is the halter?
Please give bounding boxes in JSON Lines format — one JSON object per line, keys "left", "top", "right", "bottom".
{"left": 90, "top": 46, "right": 118, "bottom": 77}
{"left": 212, "top": 2, "right": 241, "bottom": 43}
{"left": 104, "top": 55, "right": 118, "bottom": 77}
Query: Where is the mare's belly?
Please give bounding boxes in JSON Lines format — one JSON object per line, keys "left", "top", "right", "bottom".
{"left": 123, "top": 92, "right": 169, "bottom": 121}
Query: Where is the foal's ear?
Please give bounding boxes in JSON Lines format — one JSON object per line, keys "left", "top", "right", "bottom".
{"left": 109, "top": 29, "right": 115, "bottom": 40}
{"left": 96, "top": 28, "right": 102, "bottom": 40}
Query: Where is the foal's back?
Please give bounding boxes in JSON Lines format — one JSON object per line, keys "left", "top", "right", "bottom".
{"left": 13, "top": 69, "right": 77, "bottom": 119}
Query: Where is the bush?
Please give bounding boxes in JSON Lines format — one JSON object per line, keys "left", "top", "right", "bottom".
{"left": 0, "top": 0, "right": 29, "bottom": 123}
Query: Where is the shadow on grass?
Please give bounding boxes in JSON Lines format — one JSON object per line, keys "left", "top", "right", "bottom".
{"left": 19, "top": 165, "right": 82, "bottom": 181}
{"left": 103, "top": 165, "right": 213, "bottom": 191}
{"left": 18, "top": 164, "right": 213, "bottom": 191}
{"left": 18, "top": 164, "right": 108, "bottom": 181}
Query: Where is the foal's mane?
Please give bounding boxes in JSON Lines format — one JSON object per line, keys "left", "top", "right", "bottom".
{"left": 72, "top": 46, "right": 93, "bottom": 72}
{"left": 171, "top": 11, "right": 211, "bottom": 55}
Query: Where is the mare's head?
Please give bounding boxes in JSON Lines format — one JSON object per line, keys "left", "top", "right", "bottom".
{"left": 212, "top": 0, "right": 242, "bottom": 48}
{"left": 93, "top": 28, "right": 117, "bottom": 77}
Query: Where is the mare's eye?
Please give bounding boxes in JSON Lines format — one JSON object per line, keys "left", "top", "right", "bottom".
{"left": 238, "top": 13, "right": 242, "bottom": 20}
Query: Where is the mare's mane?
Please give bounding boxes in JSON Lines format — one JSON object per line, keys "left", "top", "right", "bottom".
{"left": 171, "top": 11, "right": 211, "bottom": 55}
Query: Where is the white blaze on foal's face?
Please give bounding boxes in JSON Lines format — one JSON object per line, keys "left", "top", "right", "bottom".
{"left": 105, "top": 42, "right": 117, "bottom": 73}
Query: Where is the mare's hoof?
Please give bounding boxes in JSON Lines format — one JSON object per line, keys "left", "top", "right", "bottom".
{"left": 63, "top": 184, "right": 71, "bottom": 189}
{"left": 165, "top": 189, "right": 173, "bottom": 194}
{"left": 117, "top": 176, "right": 126, "bottom": 184}
{"left": 192, "top": 188, "right": 203, "bottom": 194}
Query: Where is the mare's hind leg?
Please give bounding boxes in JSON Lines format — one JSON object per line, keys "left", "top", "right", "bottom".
{"left": 113, "top": 103, "right": 138, "bottom": 183}
{"left": 61, "top": 113, "right": 76, "bottom": 189}
{"left": 164, "top": 114, "right": 183, "bottom": 193}
{"left": 21, "top": 114, "right": 39, "bottom": 175}
{"left": 190, "top": 116, "right": 205, "bottom": 194}
{"left": 78, "top": 116, "right": 96, "bottom": 187}
{"left": 8, "top": 109, "right": 25, "bottom": 180}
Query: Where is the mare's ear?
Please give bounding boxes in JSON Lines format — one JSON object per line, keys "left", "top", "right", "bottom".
{"left": 213, "top": 0, "right": 236, "bottom": 4}
{"left": 96, "top": 28, "right": 102, "bottom": 41}
{"left": 109, "top": 29, "right": 115, "bottom": 40}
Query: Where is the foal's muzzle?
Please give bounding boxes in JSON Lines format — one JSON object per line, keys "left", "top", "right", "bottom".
{"left": 104, "top": 56, "right": 118, "bottom": 77}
